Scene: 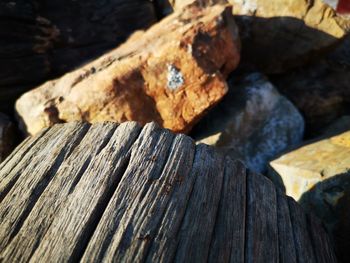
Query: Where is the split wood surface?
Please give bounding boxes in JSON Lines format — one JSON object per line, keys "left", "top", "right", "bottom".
{"left": 0, "top": 122, "right": 337, "bottom": 262}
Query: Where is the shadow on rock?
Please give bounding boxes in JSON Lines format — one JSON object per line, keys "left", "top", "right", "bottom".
{"left": 235, "top": 15, "right": 346, "bottom": 74}
{"left": 299, "top": 172, "right": 350, "bottom": 262}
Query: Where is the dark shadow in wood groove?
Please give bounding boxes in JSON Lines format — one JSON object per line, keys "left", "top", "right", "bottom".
{"left": 243, "top": 170, "right": 250, "bottom": 263}
{"left": 111, "top": 130, "right": 176, "bottom": 260}
{"left": 141, "top": 134, "right": 194, "bottom": 261}
{"left": 67, "top": 126, "right": 118, "bottom": 195}
{"left": 205, "top": 157, "right": 226, "bottom": 261}
{"left": 68, "top": 155, "right": 132, "bottom": 263}
{"left": 170, "top": 145, "right": 208, "bottom": 262}
{"left": 306, "top": 214, "right": 324, "bottom": 262}
{"left": 70, "top": 127, "right": 143, "bottom": 263}
{"left": 208, "top": 163, "right": 226, "bottom": 254}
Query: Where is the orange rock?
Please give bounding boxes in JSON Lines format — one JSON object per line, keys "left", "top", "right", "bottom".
{"left": 16, "top": 4, "right": 240, "bottom": 135}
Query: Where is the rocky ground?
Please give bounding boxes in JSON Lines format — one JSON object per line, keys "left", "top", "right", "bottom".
{"left": 1, "top": 0, "right": 350, "bottom": 261}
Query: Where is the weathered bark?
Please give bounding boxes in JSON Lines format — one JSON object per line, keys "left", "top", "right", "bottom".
{"left": 0, "top": 0, "right": 157, "bottom": 113}
{"left": 0, "top": 122, "right": 336, "bottom": 262}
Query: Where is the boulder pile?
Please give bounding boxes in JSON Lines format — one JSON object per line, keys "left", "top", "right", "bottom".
{"left": 1, "top": 0, "right": 350, "bottom": 261}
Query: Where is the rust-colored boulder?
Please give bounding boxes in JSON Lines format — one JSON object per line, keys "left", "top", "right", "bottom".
{"left": 15, "top": 4, "right": 240, "bottom": 135}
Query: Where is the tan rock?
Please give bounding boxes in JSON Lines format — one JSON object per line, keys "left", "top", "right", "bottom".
{"left": 15, "top": 4, "right": 240, "bottom": 136}
{"left": 268, "top": 131, "right": 350, "bottom": 261}
{"left": 269, "top": 132, "right": 350, "bottom": 200}
{"left": 165, "top": 0, "right": 350, "bottom": 73}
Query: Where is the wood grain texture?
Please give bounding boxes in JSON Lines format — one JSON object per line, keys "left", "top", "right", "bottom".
{"left": 307, "top": 214, "right": 337, "bottom": 263}
{"left": 30, "top": 122, "right": 141, "bottom": 262}
{"left": 0, "top": 122, "right": 90, "bottom": 251}
{"left": 208, "top": 159, "right": 246, "bottom": 263}
{"left": 81, "top": 122, "right": 176, "bottom": 262}
{"left": 0, "top": 122, "right": 337, "bottom": 262}
{"left": 288, "top": 197, "right": 317, "bottom": 263}
{"left": 245, "top": 171, "right": 278, "bottom": 263}
{"left": 174, "top": 144, "right": 226, "bottom": 263}
{"left": 276, "top": 191, "right": 297, "bottom": 263}
{"left": 1, "top": 123, "right": 119, "bottom": 261}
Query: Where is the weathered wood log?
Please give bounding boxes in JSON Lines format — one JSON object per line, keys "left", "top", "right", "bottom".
{"left": 0, "top": 122, "right": 336, "bottom": 262}
{"left": 0, "top": 0, "right": 157, "bottom": 113}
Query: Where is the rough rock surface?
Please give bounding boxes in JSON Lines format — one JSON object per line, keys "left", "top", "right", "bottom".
{"left": 0, "top": 0, "right": 157, "bottom": 113}
{"left": 0, "top": 113, "right": 15, "bottom": 162}
{"left": 164, "top": 0, "right": 350, "bottom": 73}
{"left": 272, "top": 61, "right": 350, "bottom": 137}
{"left": 268, "top": 130, "right": 350, "bottom": 261}
{"left": 191, "top": 73, "right": 304, "bottom": 173}
{"left": 15, "top": 4, "right": 240, "bottom": 136}
{"left": 272, "top": 34, "right": 350, "bottom": 137}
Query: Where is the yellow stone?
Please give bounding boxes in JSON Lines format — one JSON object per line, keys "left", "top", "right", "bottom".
{"left": 270, "top": 131, "right": 350, "bottom": 200}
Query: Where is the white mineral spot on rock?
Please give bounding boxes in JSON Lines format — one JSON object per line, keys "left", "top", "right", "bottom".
{"left": 167, "top": 64, "right": 184, "bottom": 91}
{"left": 233, "top": 0, "right": 258, "bottom": 13}
{"left": 187, "top": 44, "right": 192, "bottom": 54}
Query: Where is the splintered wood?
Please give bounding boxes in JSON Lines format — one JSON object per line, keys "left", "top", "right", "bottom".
{"left": 0, "top": 122, "right": 336, "bottom": 262}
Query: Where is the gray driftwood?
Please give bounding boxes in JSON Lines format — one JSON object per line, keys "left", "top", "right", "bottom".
{"left": 0, "top": 122, "right": 337, "bottom": 262}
